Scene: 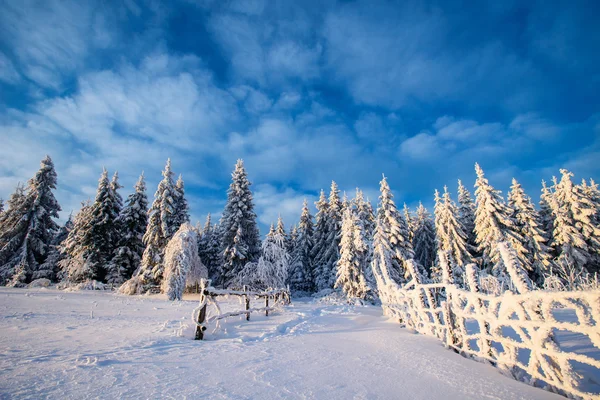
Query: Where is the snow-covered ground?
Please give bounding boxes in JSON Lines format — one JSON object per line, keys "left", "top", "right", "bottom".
{"left": 0, "top": 288, "right": 563, "bottom": 399}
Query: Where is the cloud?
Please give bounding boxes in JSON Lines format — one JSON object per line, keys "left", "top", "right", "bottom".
{"left": 0, "top": 52, "right": 20, "bottom": 84}
{"left": 253, "top": 183, "right": 316, "bottom": 229}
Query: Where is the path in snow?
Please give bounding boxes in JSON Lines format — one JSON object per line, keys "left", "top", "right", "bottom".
{"left": 0, "top": 288, "right": 562, "bottom": 399}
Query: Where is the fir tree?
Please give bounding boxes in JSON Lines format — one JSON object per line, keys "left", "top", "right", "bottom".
{"left": 0, "top": 156, "right": 61, "bottom": 286}
{"left": 106, "top": 174, "right": 148, "bottom": 286}
{"left": 352, "top": 189, "right": 377, "bottom": 289}
{"left": 314, "top": 181, "right": 343, "bottom": 290}
{"left": 371, "top": 176, "right": 415, "bottom": 286}
{"left": 220, "top": 159, "right": 261, "bottom": 288}
{"left": 473, "top": 164, "right": 528, "bottom": 278}
{"left": 457, "top": 179, "right": 478, "bottom": 256}
{"left": 255, "top": 223, "right": 290, "bottom": 290}
{"left": 507, "top": 178, "right": 553, "bottom": 285}
{"left": 198, "top": 214, "right": 222, "bottom": 284}
{"left": 59, "top": 201, "right": 94, "bottom": 283}
{"left": 310, "top": 190, "right": 329, "bottom": 290}
{"left": 33, "top": 214, "right": 73, "bottom": 282}
{"left": 275, "top": 215, "right": 289, "bottom": 249}
{"left": 289, "top": 199, "right": 314, "bottom": 293}
{"left": 134, "top": 159, "right": 179, "bottom": 289}
{"left": 552, "top": 170, "right": 600, "bottom": 275}
{"left": 173, "top": 174, "right": 190, "bottom": 228}
{"left": 335, "top": 208, "right": 369, "bottom": 299}
{"left": 403, "top": 204, "right": 415, "bottom": 245}
{"left": 288, "top": 224, "right": 298, "bottom": 254}
{"left": 434, "top": 188, "right": 470, "bottom": 285}
{"left": 413, "top": 203, "right": 436, "bottom": 275}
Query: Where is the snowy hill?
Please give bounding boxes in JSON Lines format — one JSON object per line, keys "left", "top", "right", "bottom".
{"left": 0, "top": 287, "right": 562, "bottom": 399}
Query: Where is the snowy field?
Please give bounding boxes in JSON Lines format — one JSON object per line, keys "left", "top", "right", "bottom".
{"left": 0, "top": 287, "right": 565, "bottom": 400}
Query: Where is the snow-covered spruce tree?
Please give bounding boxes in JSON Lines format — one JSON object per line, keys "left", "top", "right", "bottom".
{"left": 580, "top": 178, "right": 600, "bottom": 269}
{"left": 352, "top": 189, "right": 377, "bottom": 289}
{"left": 539, "top": 180, "right": 557, "bottom": 248}
{"left": 508, "top": 178, "right": 553, "bottom": 285}
{"left": 403, "top": 204, "right": 415, "bottom": 245}
{"left": 434, "top": 188, "right": 471, "bottom": 285}
{"left": 77, "top": 169, "right": 122, "bottom": 282}
{"left": 288, "top": 199, "right": 314, "bottom": 293}
{"left": 220, "top": 159, "right": 261, "bottom": 288}
{"left": 552, "top": 169, "right": 600, "bottom": 275}
{"left": 413, "top": 203, "right": 436, "bottom": 276}
{"left": 106, "top": 173, "right": 148, "bottom": 286}
{"left": 132, "top": 159, "right": 179, "bottom": 291}
{"left": 162, "top": 223, "right": 202, "bottom": 301}
{"left": 173, "top": 174, "right": 190, "bottom": 228}
{"left": 473, "top": 164, "right": 528, "bottom": 279}
{"left": 371, "top": 176, "right": 416, "bottom": 286}
{"left": 289, "top": 224, "right": 298, "bottom": 254}
{"left": 457, "top": 179, "right": 478, "bottom": 257}
{"left": 59, "top": 201, "right": 94, "bottom": 283}
{"left": 197, "top": 214, "right": 222, "bottom": 284}
{"left": 255, "top": 223, "right": 290, "bottom": 289}
{"left": 310, "top": 190, "right": 329, "bottom": 290}
{"left": 275, "top": 215, "right": 289, "bottom": 251}
{"left": 0, "top": 156, "right": 61, "bottom": 286}
{"left": 312, "top": 181, "right": 343, "bottom": 290}
{"left": 33, "top": 214, "right": 73, "bottom": 282}
{"left": 335, "top": 208, "right": 369, "bottom": 300}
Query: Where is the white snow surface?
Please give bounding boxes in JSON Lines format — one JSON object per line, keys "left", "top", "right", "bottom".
{"left": 0, "top": 287, "right": 563, "bottom": 399}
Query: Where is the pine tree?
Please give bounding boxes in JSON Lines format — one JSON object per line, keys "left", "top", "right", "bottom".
{"left": 134, "top": 159, "right": 179, "bottom": 290}
{"left": 457, "top": 180, "right": 478, "bottom": 255}
{"left": 59, "top": 201, "right": 94, "bottom": 283}
{"left": 289, "top": 199, "right": 314, "bottom": 293}
{"left": 220, "top": 159, "right": 261, "bottom": 288}
{"left": 434, "top": 188, "right": 470, "bottom": 285}
{"left": 473, "top": 164, "right": 528, "bottom": 278}
{"left": 371, "top": 176, "right": 415, "bottom": 286}
{"left": 313, "top": 181, "right": 343, "bottom": 290}
{"left": 173, "top": 175, "right": 190, "bottom": 229}
{"left": 275, "top": 215, "right": 289, "bottom": 249}
{"left": 352, "top": 189, "right": 376, "bottom": 289}
{"left": 255, "top": 223, "right": 290, "bottom": 289}
{"left": 0, "top": 156, "right": 61, "bottom": 286}
{"left": 106, "top": 174, "right": 148, "bottom": 286}
{"left": 335, "top": 208, "right": 369, "bottom": 299}
{"left": 33, "top": 214, "right": 73, "bottom": 282}
{"left": 508, "top": 178, "right": 553, "bottom": 285}
{"left": 310, "top": 190, "right": 329, "bottom": 290}
{"left": 403, "top": 204, "right": 415, "bottom": 245}
{"left": 162, "top": 223, "right": 201, "bottom": 301}
{"left": 288, "top": 224, "right": 298, "bottom": 254}
{"left": 413, "top": 203, "right": 436, "bottom": 275}
{"left": 552, "top": 170, "right": 600, "bottom": 275}
{"left": 198, "top": 214, "right": 222, "bottom": 284}
{"left": 78, "top": 169, "right": 122, "bottom": 282}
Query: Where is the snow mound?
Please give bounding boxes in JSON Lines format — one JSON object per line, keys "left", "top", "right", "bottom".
{"left": 27, "top": 278, "right": 51, "bottom": 288}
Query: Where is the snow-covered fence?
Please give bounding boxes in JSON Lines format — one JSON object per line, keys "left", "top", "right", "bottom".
{"left": 378, "top": 279, "right": 600, "bottom": 399}
{"left": 192, "top": 285, "right": 291, "bottom": 340}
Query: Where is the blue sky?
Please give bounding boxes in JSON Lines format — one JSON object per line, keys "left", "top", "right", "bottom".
{"left": 0, "top": 0, "right": 599, "bottom": 232}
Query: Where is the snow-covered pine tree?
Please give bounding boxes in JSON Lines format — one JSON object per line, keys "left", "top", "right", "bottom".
{"left": 133, "top": 159, "right": 179, "bottom": 290}
{"left": 335, "top": 208, "right": 369, "bottom": 300}
{"left": 106, "top": 173, "right": 149, "bottom": 286}
{"left": 162, "top": 223, "right": 202, "bottom": 301}
{"left": 255, "top": 222, "right": 290, "bottom": 289}
{"left": 508, "top": 178, "right": 553, "bottom": 285}
{"left": 371, "top": 176, "right": 416, "bottom": 286}
{"left": 457, "top": 179, "right": 478, "bottom": 256}
{"left": 77, "top": 169, "right": 122, "bottom": 282}
{"left": 473, "top": 164, "right": 528, "bottom": 279}
{"left": 198, "top": 214, "right": 221, "bottom": 283}
{"left": 289, "top": 199, "right": 314, "bottom": 293}
{"left": 403, "top": 204, "right": 415, "bottom": 245}
{"left": 310, "top": 190, "right": 329, "bottom": 290}
{"left": 220, "top": 160, "right": 261, "bottom": 288}
{"left": 413, "top": 203, "right": 436, "bottom": 276}
{"left": 275, "top": 215, "right": 289, "bottom": 251}
{"left": 33, "top": 214, "right": 73, "bottom": 282}
{"left": 314, "top": 181, "right": 343, "bottom": 290}
{"left": 552, "top": 169, "right": 600, "bottom": 275}
{"left": 59, "top": 201, "right": 94, "bottom": 283}
{"left": 0, "top": 156, "right": 61, "bottom": 286}
{"left": 352, "top": 189, "right": 376, "bottom": 289}
{"left": 434, "top": 188, "right": 471, "bottom": 285}
{"left": 173, "top": 174, "right": 190, "bottom": 228}
{"left": 289, "top": 224, "right": 298, "bottom": 255}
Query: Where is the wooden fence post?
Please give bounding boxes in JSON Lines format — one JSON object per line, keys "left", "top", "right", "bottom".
{"left": 245, "top": 295, "right": 250, "bottom": 321}
{"left": 265, "top": 296, "right": 269, "bottom": 316}
{"left": 194, "top": 294, "right": 208, "bottom": 340}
